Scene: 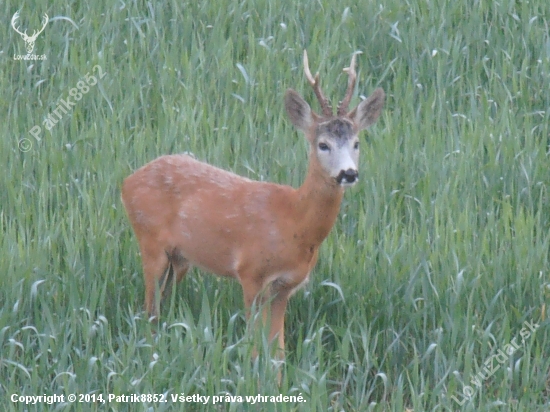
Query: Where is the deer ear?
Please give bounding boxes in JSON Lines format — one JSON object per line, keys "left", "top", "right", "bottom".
{"left": 349, "top": 88, "right": 385, "bottom": 131}
{"left": 285, "top": 89, "right": 314, "bottom": 133}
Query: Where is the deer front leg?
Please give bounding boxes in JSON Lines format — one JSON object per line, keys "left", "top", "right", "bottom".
{"left": 242, "top": 279, "right": 290, "bottom": 352}
{"left": 267, "top": 283, "right": 291, "bottom": 358}
{"left": 241, "top": 278, "right": 267, "bottom": 355}
{"left": 241, "top": 278, "right": 290, "bottom": 385}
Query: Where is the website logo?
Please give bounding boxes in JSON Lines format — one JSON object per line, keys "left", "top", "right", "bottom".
{"left": 11, "top": 11, "right": 48, "bottom": 60}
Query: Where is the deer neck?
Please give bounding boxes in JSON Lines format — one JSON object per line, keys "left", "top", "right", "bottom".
{"left": 295, "top": 155, "right": 345, "bottom": 246}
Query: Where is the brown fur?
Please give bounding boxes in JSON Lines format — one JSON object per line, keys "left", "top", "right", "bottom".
{"left": 121, "top": 52, "right": 384, "bottom": 374}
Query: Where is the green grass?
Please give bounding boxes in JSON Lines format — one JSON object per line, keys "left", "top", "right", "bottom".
{"left": 1, "top": 0, "right": 549, "bottom": 410}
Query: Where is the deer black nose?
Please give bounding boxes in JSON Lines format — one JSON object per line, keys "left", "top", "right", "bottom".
{"left": 340, "top": 169, "right": 359, "bottom": 183}
{"left": 343, "top": 169, "right": 358, "bottom": 183}
{"left": 336, "top": 169, "right": 359, "bottom": 184}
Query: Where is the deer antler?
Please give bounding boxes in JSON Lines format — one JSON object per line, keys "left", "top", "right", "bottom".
{"left": 11, "top": 11, "right": 27, "bottom": 37}
{"left": 11, "top": 12, "right": 48, "bottom": 40}
{"left": 337, "top": 52, "right": 360, "bottom": 116}
{"left": 30, "top": 14, "right": 49, "bottom": 39}
{"left": 303, "top": 50, "right": 333, "bottom": 118}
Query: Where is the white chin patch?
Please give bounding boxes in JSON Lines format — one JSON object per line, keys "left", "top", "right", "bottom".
{"left": 339, "top": 179, "right": 358, "bottom": 187}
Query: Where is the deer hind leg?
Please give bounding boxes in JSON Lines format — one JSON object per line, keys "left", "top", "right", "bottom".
{"left": 171, "top": 248, "right": 191, "bottom": 283}
{"left": 140, "top": 243, "right": 190, "bottom": 319}
{"left": 140, "top": 243, "right": 169, "bottom": 319}
{"left": 160, "top": 249, "right": 190, "bottom": 302}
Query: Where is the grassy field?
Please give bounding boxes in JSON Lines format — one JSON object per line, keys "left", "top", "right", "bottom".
{"left": 1, "top": 0, "right": 549, "bottom": 410}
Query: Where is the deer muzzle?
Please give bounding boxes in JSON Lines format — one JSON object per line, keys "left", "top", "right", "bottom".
{"left": 336, "top": 168, "right": 358, "bottom": 185}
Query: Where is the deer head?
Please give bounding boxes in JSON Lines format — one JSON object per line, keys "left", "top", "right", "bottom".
{"left": 285, "top": 51, "right": 385, "bottom": 187}
{"left": 11, "top": 11, "right": 49, "bottom": 54}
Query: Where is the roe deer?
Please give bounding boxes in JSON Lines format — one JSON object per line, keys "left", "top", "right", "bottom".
{"left": 121, "top": 50, "right": 384, "bottom": 360}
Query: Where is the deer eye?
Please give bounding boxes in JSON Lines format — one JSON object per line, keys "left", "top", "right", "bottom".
{"left": 318, "top": 142, "right": 330, "bottom": 151}
{"left": 353, "top": 141, "right": 359, "bottom": 150}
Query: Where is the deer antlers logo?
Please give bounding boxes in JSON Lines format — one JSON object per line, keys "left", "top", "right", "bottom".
{"left": 11, "top": 11, "right": 48, "bottom": 55}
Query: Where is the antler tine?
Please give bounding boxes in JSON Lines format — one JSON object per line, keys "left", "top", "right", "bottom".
{"left": 337, "top": 51, "right": 360, "bottom": 116}
{"left": 11, "top": 11, "right": 26, "bottom": 36}
{"left": 32, "top": 14, "right": 49, "bottom": 37}
{"left": 303, "top": 50, "right": 333, "bottom": 118}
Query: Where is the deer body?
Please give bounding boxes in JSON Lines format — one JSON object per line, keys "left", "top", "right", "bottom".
{"left": 123, "top": 152, "right": 342, "bottom": 312}
{"left": 122, "top": 51, "right": 384, "bottom": 358}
